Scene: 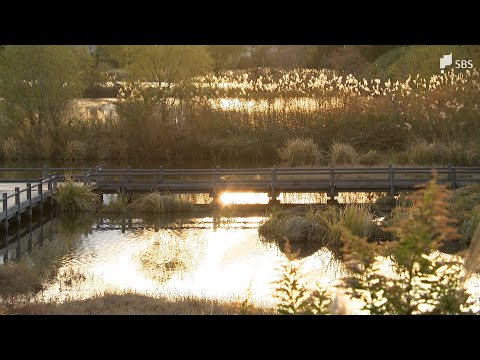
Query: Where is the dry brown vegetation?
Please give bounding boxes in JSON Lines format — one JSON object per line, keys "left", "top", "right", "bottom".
{"left": 0, "top": 263, "right": 44, "bottom": 298}
{"left": 4, "top": 293, "right": 272, "bottom": 315}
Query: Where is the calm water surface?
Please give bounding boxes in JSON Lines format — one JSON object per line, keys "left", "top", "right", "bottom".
{"left": 2, "top": 211, "right": 480, "bottom": 313}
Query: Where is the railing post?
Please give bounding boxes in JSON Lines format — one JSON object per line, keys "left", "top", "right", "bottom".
{"left": 270, "top": 165, "right": 278, "bottom": 202}
{"left": 87, "top": 171, "right": 92, "bottom": 186}
{"left": 452, "top": 166, "right": 457, "bottom": 189}
{"left": 52, "top": 175, "right": 57, "bottom": 189}
{"left": 127, "top": 166, "right": 131, "bottom": 184}
{"left": 215, "top": 166, "right": 220, "bottom": 184}
{"left": 121, "top": 170, "right": 126, "bottom": 195}
{"left": 42, "top": 165, "right": 48, "bottom": 179}
{"left": 389, "top": 165, "right": 395, "bottom": 196}
{"left": 212, "top": 166, "right": 220, "bottom": 205}
{"left": 212, "top": 167, "right": 216, "bottom": 186}
{"left": 15, "top": 187, "right": 20, "bottom": 211}
{"left": 27, "top": 183, "right": 32, "bottom": 216}
{"left": 329, "top": 167, "right": 336, "bottom": 201}
{"left": 447, "top": 164, "right": 452, "bottom": 188}
{"left": 159, "top": 166, "right": 164, "bottom": 184}
{"left": 84, "top": 171, "right": 88, "bottom": 185}
{"left": 2, "top": 193, "right": 8, "bottom": 246}
{"left": 14, "top": 187, "right": 21, "bottom": 224}
{"left": 38, "top": 182, "right": 43, "bottom": 201}
{"left": 154, "top": 169, "right": 158, "bottom": 191}
{"left": 2, "top": 193, "right": 7, "bottom": 213}
{"left": 48, "top": 177, "right": 52, "bottom": 191}
{"left": 95, "top": 166, "right": 101, "bottom": 186}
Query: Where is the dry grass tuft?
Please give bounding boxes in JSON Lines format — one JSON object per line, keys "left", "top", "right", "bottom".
{"left": 279, "top": 138, "right": 321, "bottom": 167}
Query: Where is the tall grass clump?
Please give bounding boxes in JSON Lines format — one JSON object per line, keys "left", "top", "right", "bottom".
{"left": 322, "top": 205, "right": 375, "bottom": 247}
{"left": 259, "top": 206, "right": 327, "bottom": 243}
{"left": 404, "top": 140, "right": 477, "bottom": 166}
{"left": 464, "top": 223, "right": 480, "bottom": 279}
{"left": 449, "top": 183, "right": 480, "bottom": 243}
{"left": 131, "top": 192, "right": 193, "bottom": 214}
{"left": 342, "top": 175, "right": 473, "bottom": 314}
{"left": 460, "top": 206, "right": 480, "bottom": 244}
{"left": 1, "top": 137, "right": 22, "bottom": 161}
{"left": 330, "top": 142, "right": 360, "bottom": 166}
{"left": 404, "top": 140, "right": 449, "bottom": 165}
{"left": 279, "top": 138, "right": 321, "bottom": 167}
{"left": 102, "top": 193, "right": 131, "bottom": 213}
{"left": 260, "top": 205, "right": 378, "bottom": 248}
{"left": 360, "top": 150, "right": 383, "bottom": 166}
{"left": 53, "top": 177, "right": 100, "bottom": 213}
{"left": 63, "top": 140, "right": 87, "bottom": 162}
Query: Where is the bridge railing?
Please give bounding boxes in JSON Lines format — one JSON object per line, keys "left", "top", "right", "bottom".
{"left": 2, "top": 177, "right": 57, "bottom": 219}
{"left": 2, "top": 166, "right": 480, "bottom": 198}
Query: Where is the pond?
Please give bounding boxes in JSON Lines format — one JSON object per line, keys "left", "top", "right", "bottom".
{"left": 0, "top": 212, "right": 342, "bottom": 309}
{"left": 2, "top": 210, "right": 480, "bottom": 314}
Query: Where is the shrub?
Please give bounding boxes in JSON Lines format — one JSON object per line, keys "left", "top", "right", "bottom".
{"left": 273, "top": 242, "right": 331, "bottom": 315}
{"left": 342, "top": 176, "right": 473, "bottom": 315}
{"left": 279, "top": 138, "right": 321, "bottom": 167}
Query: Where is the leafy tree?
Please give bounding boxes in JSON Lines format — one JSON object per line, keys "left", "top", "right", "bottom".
{"left": 95, "top": 45, "right": 134, "bottom": 69}
{"left": 126, "top": 45, "right": 212, "bottom": 84}
{"left": 0, "top": 45, "right": 91, "bottom": 152}
{"left": 366, "top": 45, "right": 480, "bottom": 80}
{"left": 207, "top": 45, "right": 244, "bottom": 75}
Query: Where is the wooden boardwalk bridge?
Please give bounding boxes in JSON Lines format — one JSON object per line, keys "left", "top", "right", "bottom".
{"left": 1, "top": 165, "right": 480, "bottom": 231}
